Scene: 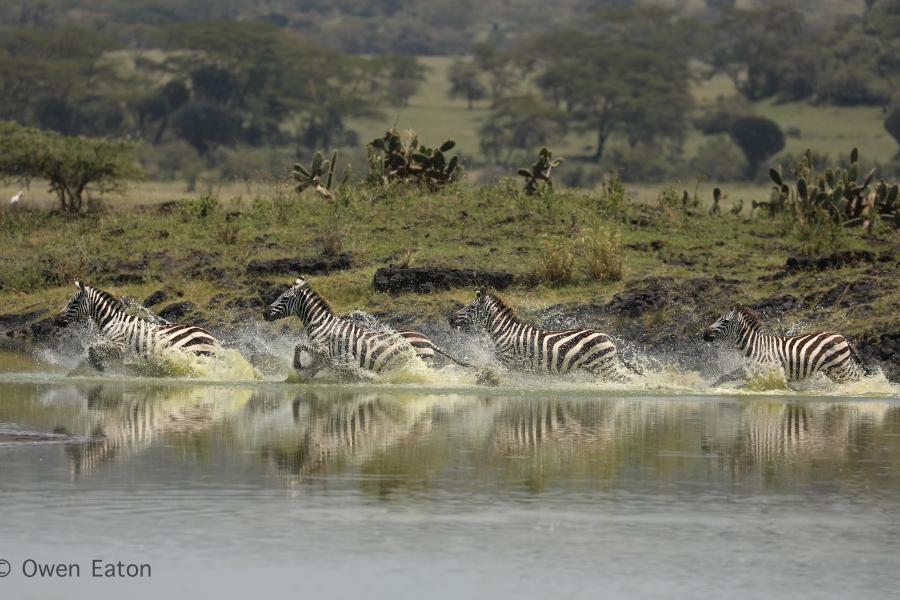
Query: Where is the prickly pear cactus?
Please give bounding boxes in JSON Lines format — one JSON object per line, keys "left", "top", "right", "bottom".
{"left": 518, "top": 148, "right": 563, "bottom": 195}
{"left": 769, "top": 147, "right": 899, "bottom": 229}
{"left": 367, "top": 129, "right": 460, "bottom": 191}
{"left": 293, "top": 151, "right": 337, "bottom": 194}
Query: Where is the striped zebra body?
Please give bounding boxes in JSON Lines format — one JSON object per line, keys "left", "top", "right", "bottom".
{"left": 55, "top": 281, "right": 219, "bottom": 370}
{"left": 264, "top": 277, "right": 424, "bottom": 375}
{"left": 703, "top": 305, "right": 870, "bottom": 383}
{"left": 450, "top": 289, "right": 626, "bottom": 379}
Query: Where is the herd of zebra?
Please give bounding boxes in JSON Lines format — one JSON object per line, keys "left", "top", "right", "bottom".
{"left": 54, "top": 277, "right": 873, "bottom": 385}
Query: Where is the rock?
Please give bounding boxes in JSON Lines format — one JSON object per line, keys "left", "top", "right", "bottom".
{"left": 143, "top": 289, "right": 169, "bottom": 307}
{"left": 157, "top": 301, "right": 195, "bottom": 321}
{"left": 247, "top": 253, "right": 351, "bottom": 276}
{"left": 751, "top": 294, "right": 801, "bottom": 314}
{"left": 30, "top": 317, "right": 59, "bottom": 342}
{"left": 785, "top": 250, "right": 877, "bottom": 273}
{"left": 0, "top": 308, "right": 46, "bottom": 333}
{"left": 373, "top": 266, "right": 514, "bottom": 294}
{"left": 813, "top": 278, "right": 882, "bottom": 308}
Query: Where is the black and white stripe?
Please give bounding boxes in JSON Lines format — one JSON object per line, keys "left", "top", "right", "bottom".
{"left": 703, "top": 305, "right": 870, "bottom": 383}
{"left": 450, "top": 289, "right": 631, "bottom": 379}
{"left": 264, "top": 277, "right": 467, "bottom": 374}
{"left": 55, "top": 281, "right": 219, "bottom": 370}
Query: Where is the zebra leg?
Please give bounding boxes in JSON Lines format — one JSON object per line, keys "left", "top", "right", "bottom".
{"left": 710, "top": 367, "right": 748, "bottom": 387}
{"left": 293, "top": 342, "right": 321, "bottom": 372}
{"left": 87, "top": 343, "right": 122, "bottom": 372}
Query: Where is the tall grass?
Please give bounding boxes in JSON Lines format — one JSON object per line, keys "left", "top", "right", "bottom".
{"left": 582, "top": 229, "right": 624, "bottom": 281}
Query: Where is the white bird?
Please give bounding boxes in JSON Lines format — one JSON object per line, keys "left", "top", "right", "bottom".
{"left": 9, "top": 189, "right": 23, "bottom": 205}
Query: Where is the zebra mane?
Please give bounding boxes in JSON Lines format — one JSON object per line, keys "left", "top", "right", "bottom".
{"left": 88, "top": 286, "right": 127, "bottom": 313}
{"left": 735, "top": 305, "right": 767, "bottom": 331}
{"left": 300, "top": 281, "right": 335, "bottom": 315}
{"left": 485, "top": 292, "right": 519, "bottom": 320}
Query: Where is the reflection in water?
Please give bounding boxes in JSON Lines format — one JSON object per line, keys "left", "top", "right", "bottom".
{"left": 703, "top": 401, "right": 895, "bottom": 479}
{"left": 1, "top": 381, "right": 898, "bottom": 493}
{"left": 38, "top": 384, "right": 255, "bottom": 477}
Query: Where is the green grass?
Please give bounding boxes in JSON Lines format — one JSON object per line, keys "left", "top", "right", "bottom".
{"left": 1, "top": 181, "right": 896, "bottom": 346}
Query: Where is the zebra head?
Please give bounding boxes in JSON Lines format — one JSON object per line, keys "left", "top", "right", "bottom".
{"left": 264, "top": 276, "right": 333, "bottom": 326}
{"left": 55, "top": 281, "right": 90, "bottom": 327}
{"left": 704, "top": 305, "right": 764, "bottom": 342}
{"left": 264, "top": 278, "right": 306, "bottom": 322}
{"left": 450, "top": 288, "right": 494, "bottom": 330}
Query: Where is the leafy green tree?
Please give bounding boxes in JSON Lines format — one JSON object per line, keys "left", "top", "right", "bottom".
{"left": 376, "top": 54, "right": 428, "bottom": 107}
{"left": 707, "top": 6, "right": 806, "bottom": 101}
{"left": 729, "top": 116, "right": 784, "bottom": 178}
{"left": 884, "top": 106, "right": 900, "bottom": 151}
{"left": 447, "top": 59, "right": 486, "bottom": 109}
{"left": 472, "top": 43, "right": 519, "bottom": 100}
{"left": 0, "top": 121, "right": 140, "bottom": 214}
{"left": 479, "top": 96, "right": 564, "bottom": 164}
{"left": 525, "top": 31, "right": 692, "bottom": 161}
{"left": 0, "top": 26, "right": 126, "bottom": 135}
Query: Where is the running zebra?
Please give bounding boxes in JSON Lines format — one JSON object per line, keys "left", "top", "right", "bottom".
{"left": 703, "top": 305, "right": 870, "bottom": 384}
{"left": 263, "top": 276, "right": 469, "bottom": 375}
{"left": 55, "top": 281, "right": 220, "bottom": 370}
{"left": 450, "top": 289, "right": 636, "bottom": 379}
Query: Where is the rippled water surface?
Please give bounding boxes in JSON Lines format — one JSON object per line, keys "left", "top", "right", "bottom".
{"left": 1, "top": 358, "right": 899, "bottom": 599}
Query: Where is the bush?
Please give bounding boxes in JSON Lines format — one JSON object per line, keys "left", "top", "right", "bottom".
{"left": 729, "top": 116, "right": 785, "bottom": 178}
{"left": 693, "top": 95, "right": 752, "bottom": 135}
{"left": 601, "top": 143, "right": 683, "bottom": 183}
{"left": 0, "top": 121, "right": 140, "bottom": 214}
{"left": 689, "top": 136, "right": 749, "bottom": 181}
{"left": 582, "top": 230, "right": 623, "bottom": 281}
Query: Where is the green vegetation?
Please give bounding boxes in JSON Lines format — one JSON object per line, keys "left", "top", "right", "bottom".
{"left": 0, "top": 178, "right": 896, "bottom": 345}
{"left": 0, "top": 121, "right": 139, "bottom": 214}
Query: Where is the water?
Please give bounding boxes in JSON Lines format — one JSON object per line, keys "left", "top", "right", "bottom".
{"left": 1, "top": 353, "right": 899, "bottom": 599}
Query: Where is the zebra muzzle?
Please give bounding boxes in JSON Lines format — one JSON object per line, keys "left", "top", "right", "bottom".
{"left": 703, "top": 329, "right": 717, "bottom": 342}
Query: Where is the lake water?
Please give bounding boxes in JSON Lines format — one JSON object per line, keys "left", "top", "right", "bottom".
{"left": 1, "top": 353, "right": 899, "bottom": 599}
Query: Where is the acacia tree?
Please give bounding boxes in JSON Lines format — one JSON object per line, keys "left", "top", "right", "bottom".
{"left": 479, "top": 95, "right": 565, "bottom": 164}
{"left": 0, "top": 121, "right": 140, "bottom": 214}
{"left": 447, "top": 59, "right": 486, "bottom": 109}
{"left": 525, "top": 31, "right": 692, "bottom": 161}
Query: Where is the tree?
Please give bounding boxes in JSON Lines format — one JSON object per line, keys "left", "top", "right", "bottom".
{"left": 472, "top": 43, "right": 519, "bottom": 100}
{"left": 885, "top": 106, "right": 900, "bottom": 151}
{"left": 707, "top": 6, "right": 807, "bottom": 101}
{"left": 479, "top": 96, "right": 564, "bottom": 164}
{"left": 729, "top": 116, "right": 784, "bottom": 178}
{"left": 376, "top": 54, "right": 428, "bottom": 107}
{"left": 447, "top": 59, "right": 486, "bottom": 109}
{"left": 525, "top": 31, "right": 693, "bottom": 161}
{"left": 0, "top": 121, "right": 140, "bottom": 214}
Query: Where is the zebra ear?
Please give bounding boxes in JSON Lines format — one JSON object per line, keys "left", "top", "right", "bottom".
{"left": 75, "top": 280, "right": 85, "bottom": 291}
{"left": 476, "top": 287, "right": 486, "bottom": 297}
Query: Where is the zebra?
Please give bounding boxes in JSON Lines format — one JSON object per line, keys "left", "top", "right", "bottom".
{"left": 55, "top": 281, "right": 220, "bottom": 371}
{"left": 703, "top": 305, "right": 871, "bottom": 385}
{"left": 263, "top": 276, "right": 469, "bottom": 375}
{"left": 449, "top": 288, "right": 638, "bottom": 379}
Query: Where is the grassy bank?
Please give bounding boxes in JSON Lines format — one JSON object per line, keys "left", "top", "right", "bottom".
{"left": 1, "top": 181, "right": 897, "bottom": 372}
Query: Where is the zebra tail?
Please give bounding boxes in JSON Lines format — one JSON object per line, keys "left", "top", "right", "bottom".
{"left": 619, "top": 355, "right": 643, "bottom": 376}
{"left": 847, "top": 342, "right": 872, "bottom": 376}
{"left": 431, "top": 344, "right": 473, "bottom": 369}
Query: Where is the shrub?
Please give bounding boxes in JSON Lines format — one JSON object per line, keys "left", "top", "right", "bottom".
{"left": 689, "top": 136, "right": 749, "bottom": 181}
{"left": 729, "top": 116, "right": 785, "bottom": 178}
{"left": 582, "top": 229, "right": 623, "bottom": 281}
{"left": 0, "top": 121, "right": 140, "bottom": 214}
{"left": 693, "top": 95, "right": 752, "bottom": 134}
